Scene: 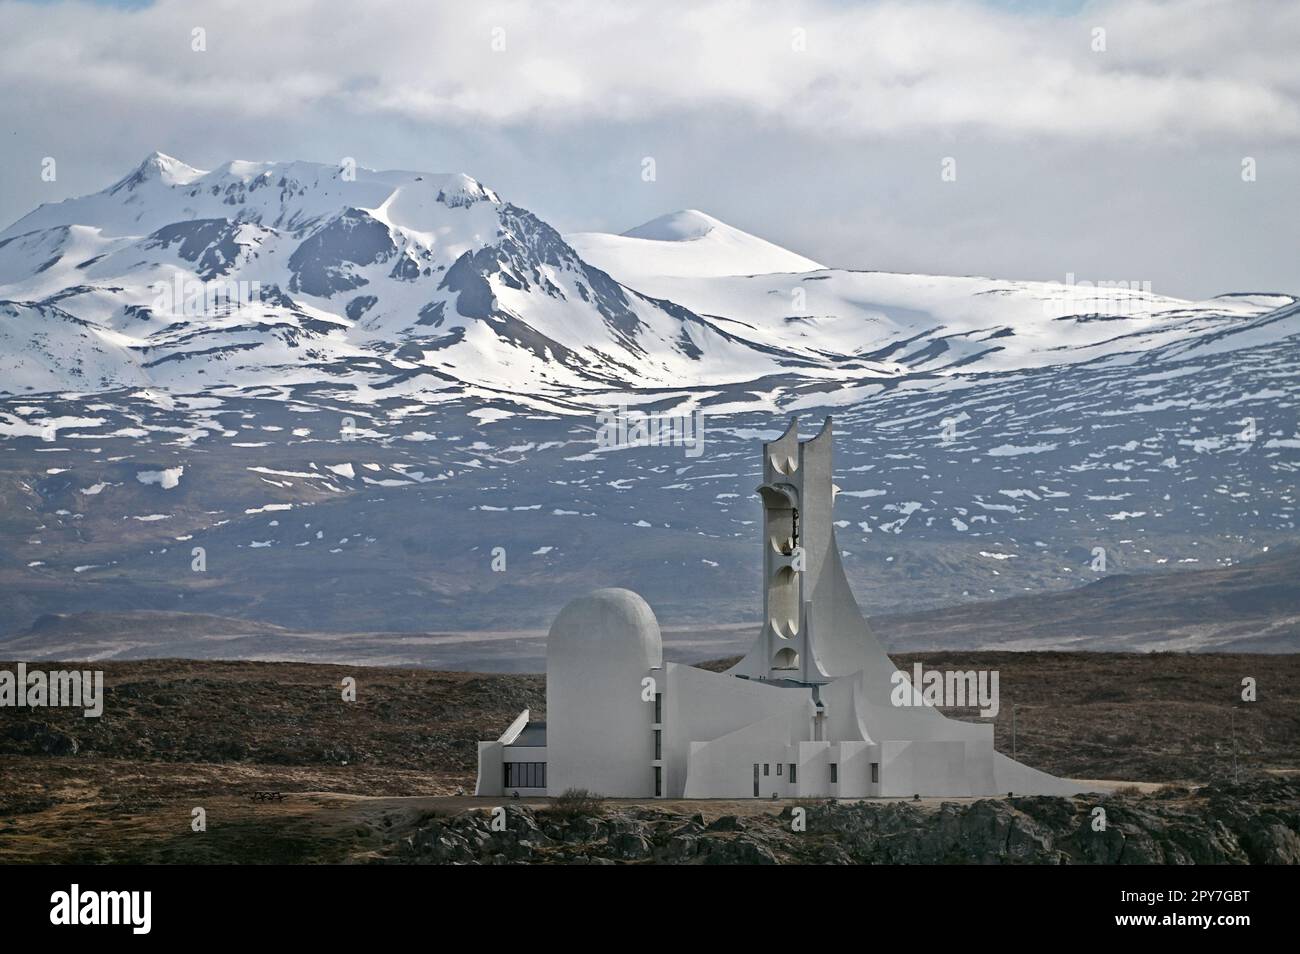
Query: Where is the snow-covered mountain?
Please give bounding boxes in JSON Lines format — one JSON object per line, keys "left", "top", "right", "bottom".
{"left": 570, "top": 215, "right": 1295, "bottom": 379}
{"left": 0, "top": 154, "right": 811, "bottom": 401}
{"left": 4, "top": 153, "right": 1295, "bottom": 407}
{"left": 0, "top": 156, "right": 1297, "bottom": 644}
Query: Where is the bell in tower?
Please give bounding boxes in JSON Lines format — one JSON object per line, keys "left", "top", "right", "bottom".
{"left": 734, "top": 416, "right": 839, "bottom": 684}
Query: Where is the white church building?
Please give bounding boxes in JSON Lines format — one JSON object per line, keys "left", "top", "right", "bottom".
{"left": 477, "top": 417, "right": 1092, "bottom": 800}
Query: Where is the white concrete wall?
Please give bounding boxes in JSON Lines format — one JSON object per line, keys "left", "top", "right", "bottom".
{"left": 476, "top": 741, "right": 504, "bottom": 797}
{"left": 793, "top": 741, "right": 829, "bottom": 797}
{"left": 994, "top": 751, "right": 1094, "bottom": 796}
{"left": 873, "top": 739, "right": 985, "bottom": 797}
{"left": 682, "top": 705, "right": 812, "bottom": 797}
{"left": 830, "top": 740, "right": 872, "bottom": 797}
{"left": 665, "top": 663, "right": 812, "bottom": 797}
{"left": 503, "top": 745, "right": 547, "bottom": 762}
{"left": 546, "top": 590, "right": 661, "bottom": 797}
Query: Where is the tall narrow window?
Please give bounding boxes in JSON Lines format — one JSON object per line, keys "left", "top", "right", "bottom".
{"left": 763, "top": 763, "right": 770, "bottom": 776}
{"left": 871, "top": 762, "right": 879, "bottom": 784}
{"left": 789, "top": 763, "right": 797, "bottom": 784}
{"left": 654, "top": 692, "right": 662, "bottom": 724}
{"left": 654, "top": 766, "right": 662, "bottom": 797}
{"left": 653, "top": 728, "right": 662, "bottom": 760}
{"left": 753, "top": 763, "right": 760, "bottom": 797}
{"left": 777, "top": 763, "right": 783, "bottom": 776}
{"left": 830, "top": 763, "right": 838, "bottom": 784}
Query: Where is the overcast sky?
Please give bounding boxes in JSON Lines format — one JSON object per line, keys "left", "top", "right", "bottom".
{"left": 1, "top": 0, "right": 1296, "bottom": 299}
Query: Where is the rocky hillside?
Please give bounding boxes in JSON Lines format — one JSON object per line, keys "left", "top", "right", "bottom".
{"left": 877, "top": 545, "right": 1300, "bottom": 653}
{"left": 396, "top": 778, "right": 1300, "bottom": 865}
{"left": 5, "top": 548, "right": 1297, "bottom": 667}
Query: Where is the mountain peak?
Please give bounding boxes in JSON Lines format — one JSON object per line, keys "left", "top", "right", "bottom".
{"left": 113, "top": 151, "right": 206, "bottom": 192}
{"left": 622, "top": 209, "right": 723, "bottom": 242}
{"left": 435, "top": 172, "right": 501, "bottom": 208}
{"left": 570, "top": 209, "right": 825, "bottom": 279}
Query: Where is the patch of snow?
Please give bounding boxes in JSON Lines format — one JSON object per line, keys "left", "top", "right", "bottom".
{"left": 136, "top": 466, "right": 183, "bottom": 489}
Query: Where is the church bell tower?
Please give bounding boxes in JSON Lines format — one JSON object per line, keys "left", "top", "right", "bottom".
{"left": 744, "top": 416, "right": 837, "bottom": 684}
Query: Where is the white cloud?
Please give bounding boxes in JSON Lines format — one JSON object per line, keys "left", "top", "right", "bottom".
{"left": 1, "top": 0, "right": 1296, "bottom": 141}
{"left": 1, "top": 0, "right": 1296, "bottom": 299}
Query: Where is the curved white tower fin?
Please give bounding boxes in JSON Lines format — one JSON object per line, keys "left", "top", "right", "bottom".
{"left": 802, "top": 415, "right": 833, "bottom": 449}
{"left": 767, "top": 417, "right": 799, "bottom": 475}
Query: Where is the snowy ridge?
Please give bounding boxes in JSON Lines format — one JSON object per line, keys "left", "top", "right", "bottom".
{"left": 0, "top": 153, "right": 1296, "bottom": 408}
{"left": 0, "top": 154, "right": 815, "bottom": 401}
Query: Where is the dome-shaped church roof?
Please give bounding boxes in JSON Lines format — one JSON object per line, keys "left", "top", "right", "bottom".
{"left": 546, "top": 588, "right": 662, "bottom": 670}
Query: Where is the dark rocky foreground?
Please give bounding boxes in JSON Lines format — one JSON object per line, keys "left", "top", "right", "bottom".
{"left": 395, "top": 778, "right": 1300, "bottom": 865}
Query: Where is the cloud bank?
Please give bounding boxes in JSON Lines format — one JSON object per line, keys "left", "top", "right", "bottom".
{"left": 3, "top": 0, "right": 1297, "bottom": 140}
{"left": 1, "top": 0, "right": 1296, "bottom": 298}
